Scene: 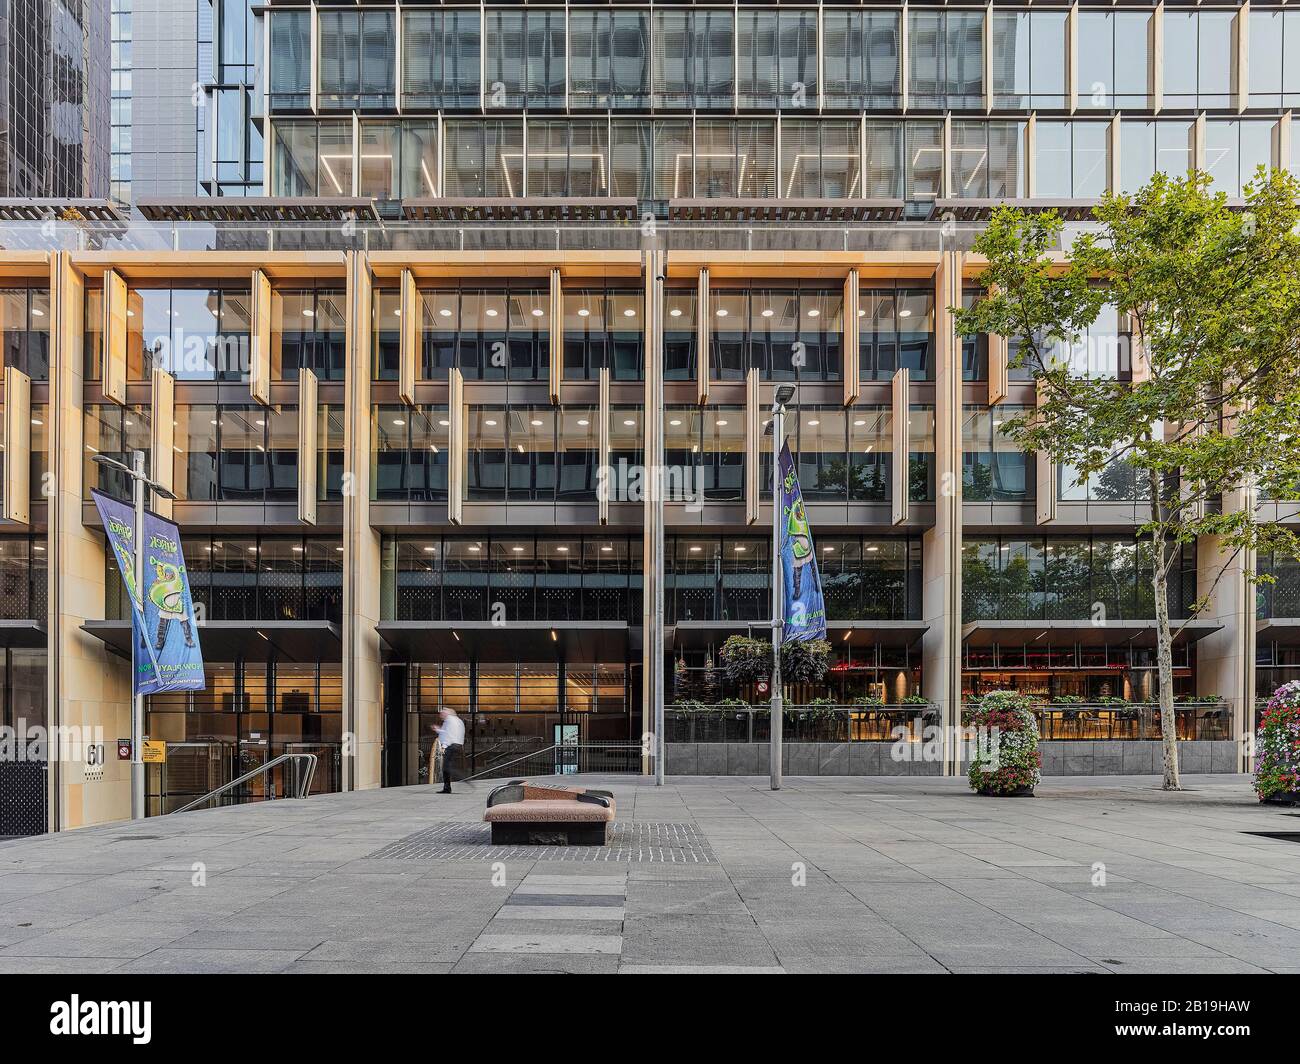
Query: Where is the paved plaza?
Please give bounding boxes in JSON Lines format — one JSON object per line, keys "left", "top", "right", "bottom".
{"left": 2, "top": 775, "right": 1299, "bottom": 974}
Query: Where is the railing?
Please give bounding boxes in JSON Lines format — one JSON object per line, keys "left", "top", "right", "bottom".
{"left": 665, "top": 701, "right": 1232, "bottom": 742}
{"left": 1001, "top": 702, "right": 1232, "bottom": 742}
{"left": 171, "top": 753, "right": 319, "bottom": 815}
{"left": 459, "top": 742, "right": 643, "bottom": 782}
{"left": 666, "top": 703, "right": 939, "bottom": 744}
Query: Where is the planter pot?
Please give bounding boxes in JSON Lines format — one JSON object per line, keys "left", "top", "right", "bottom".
{"left": 978, "top": 785, "right": 1035, "bottom": 798}
{"left": 1260, "top": 790, "right": 1300, "bottom": 806}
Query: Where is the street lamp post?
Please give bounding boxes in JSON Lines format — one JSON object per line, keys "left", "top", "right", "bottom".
{"left": 92, "top": 450, "right": 176, "bottom": 820}
{"left": 768, "top": 384, "right": 795, "bottom": 791}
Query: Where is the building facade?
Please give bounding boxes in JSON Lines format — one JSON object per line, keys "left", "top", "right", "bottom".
{"left": 0, "top": 1, "right": 1296, "bottom": 831}
{"left": 0, "top": 0, "right": 110, "bottom": 199}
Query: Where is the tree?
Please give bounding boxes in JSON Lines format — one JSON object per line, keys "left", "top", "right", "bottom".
{"left": 955, "top": 168, "right": 1300, "bottom": 790}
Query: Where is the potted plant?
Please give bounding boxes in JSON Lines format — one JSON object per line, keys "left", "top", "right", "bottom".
{"left": 967, "top": 690, "right": 1041, "bottom": 798}
{"left": 1254, "top": 681, "right": 1300, "bottom": 806}
{"left": 718, "top": 634, "right": 832, "bottom": 688}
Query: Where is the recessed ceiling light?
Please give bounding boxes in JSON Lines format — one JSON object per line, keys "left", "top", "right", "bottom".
{"left": 292, "top": 545, "right": 304, "bottom": 552}
{"left": 689, "top": 546, "right": 702, "bottom": 553}
{"left": 761, "top": 308, "right": 774, "bottom": 318}
{"left": 486, "top": 308, "right": 499, "bottom": 317}
{"left": 557, "top": 546, "right": 569, "bottom": 552}
{"left": 669, "top": 308, "right": 682, "bottom": 317}
{"left": 393, "top": 309, "right": 401, "bottom": 317}
{"left": 623, "top": 419, "right": 635, "bottom": 427}
{"left": 716, "top": 308, "right": 728, "bottom": 317}
{"left": 716, "top": 419, "right": 728, "bottom": 427}
{"left": 423, "top": 546, "right": 436, "bottom": 553}
{"left": 857, "top": 308, "right": 866, "bottom": 317}
{"left": 623, "top": 308, "right": 636, "bottom": 317}
{"left": 438, "top": 419, "right": 450, "bottom": 426}
{"left": 577, "top": 418, "right": 589, "bottom": 426}
{"left": 577, "top": 308, "right": 590, "bottom": 317}
{"left": 530, "top": 418, "right": 543, "bottom": 426}
{"left": 807, "top": 308, "right": 820, "bottom": 318}
{"left": 439, "top": 307, "right": 452, "bottom": 317}
{"left": 808, "top": 419, "right": 820, "bottom": 426}
{"left": 484, "top": 419, "right": 497, "bottom": 426}
{"left": 669, "top": 419, "right": 681, "bottom": 426}
{"left": 30, "top": 418, "right": 41, "bottom": 426}
{"left": 468, "top": 545, "right": 481, "bottom": 552}
{"left": 866, "top": 545, "right": 879, "bottom": 553}
{"left": 854, "top": 419, "right": 866, "bottom": 426}
{"left": 823, "top": 546, "right": 835, "bottom": 552}
{"left": 601, "top": 545, "right": 612, "bottom": 552}
{"left": 734, "top": 545, "right": 746, "bottom": 552}
{"left": 392, "top": 419, "right": 405, "bottom": 427}
{"left": 899, "top": 309, "right": 913, "bottom": 318}
{"left": 302, "top": 308, "right": 314, "bottom": 317}
{"left": 531, "top": 308, "right": 544, "bottom": 317}
{"left": 512, "top": 546, "right": 524, "bottom": 552}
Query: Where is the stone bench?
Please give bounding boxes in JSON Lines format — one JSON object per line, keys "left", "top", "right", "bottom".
{"left": 483, "top": 781, "right": 616, "bottom": 845}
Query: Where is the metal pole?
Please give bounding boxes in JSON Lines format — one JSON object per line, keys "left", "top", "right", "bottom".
{"left": 770, "top": 403, "right": 784, "bottom": 791}
{"left": 651, "top": 250, "right": 666, "bottom": 787}
{"left": 132, "top": 449, "right": 146, "bottom": 820}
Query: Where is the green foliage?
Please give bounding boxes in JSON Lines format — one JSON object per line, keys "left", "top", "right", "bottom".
{"left": 717, "top": 635, "right": 832, "bottom": 687}
{"left": 954, "top": 167, "right": 1300, "bottom": 789}
{"left": 966, "top": 690, "right": 1042, "bottom": 796}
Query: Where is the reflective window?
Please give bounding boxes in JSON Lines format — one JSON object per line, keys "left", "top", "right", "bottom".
{"left": 1119, "top": 119, "right": 1193, "bottom": 194}
{"left": 372, "top": 405, "right": 449, "bottom": 503}
{"left": 1035, "top": 122, "right": 1109, "bottom": 198}
{"left": 442, "top": 120, "right": 524, "bottom": 198}
{"left": 317, "top": 8, "right": 395, "bottom": 110}
{"left": 909, "top": 9, "right": 984, "bottom": 111}
{"left": 402, "top": 9, "right": 480, "bottom": 110}
{"left": 569, "top": 9, "right": 650, "bottom": 110}
{"left": 822, "top": 9, "right": 901, "bottom": 110}
{"left": 357, "top": 120, "right": 437, "bottom": 199}
{"left": 991, "top": 9, "right": 1067, "bottom": 110}
{"left": 563, "top": 287, "right": 644, "bottom": 381}
{"left": 860, "top": 286, "right": 935, "bottom": 381}
{"left": 1163, "top": 10, "right": 1234, "bottom": 109}
{"left": 780, "top": 120, "right": 861, "bottom": 198}
{"left": 1077, "top": 10, "right": 1152, "bottom": 110}
{"left": 961, "top": 404, "right": 1033, "bottom": 503}
{"left": 951, "top": 121, "right": 1026, "bottom": 198}
{"left": 0, "top": 287, "right": 50, "bottom": 380}
{"left": 267, "top": 9, "right": 310, "bottom": 110}
{"left": 1204, "top": 120, "right": 1275, "bottom": 197}
{"left": 485, "top": 9, "right": 566, "bottom": 111}
{"left": 737, "top": 9, "right": 818, "bottom": 110}
{"left": 653, "top": 9, "right": 735, "bottom": 110}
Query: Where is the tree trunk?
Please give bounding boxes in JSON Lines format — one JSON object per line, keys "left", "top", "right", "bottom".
{"left": 1152, "top": 554, "right": 1182, "bottom": 790}
{"left": 1147, "top": 467, "right": 1181, "bottom": 791}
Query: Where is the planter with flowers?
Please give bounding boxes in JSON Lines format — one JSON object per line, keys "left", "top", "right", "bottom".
{"left": 967, "top": 690, "right": 1041, "bottom": 798}
{"left": 1254, "top": 681, "right": 1300, "bottom": 806}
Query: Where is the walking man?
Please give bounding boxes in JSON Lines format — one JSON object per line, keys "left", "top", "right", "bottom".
{"left": 436, "top": 706, "right": 466, "bottom": 794}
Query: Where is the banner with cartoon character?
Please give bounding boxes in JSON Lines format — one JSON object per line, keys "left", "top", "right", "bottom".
{"left": 140, "top": 509, "right": 205, "bottom": 693}
{"left": 778, "top": 440, "right": 826, "bottom": 642}
{"left": 92, "top": 490, "right": 205, "bottom": 696}
{"left": 92, "top": 489, "right": 163, "bottom": 696}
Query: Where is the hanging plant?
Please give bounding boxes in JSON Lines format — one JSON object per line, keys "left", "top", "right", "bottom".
{"left": 719, "top": 635, "right": 831, "bottom": 688}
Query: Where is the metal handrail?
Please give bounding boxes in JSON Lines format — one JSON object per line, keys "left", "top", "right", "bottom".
{"left": 172, "top": 752, "right": 318, "bottom": 814}
{"left": 461, "top": 742, "right": 643, "bottom": 782}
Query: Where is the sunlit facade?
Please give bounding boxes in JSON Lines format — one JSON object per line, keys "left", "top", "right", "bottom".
{"left": 0, "top": 2, "right": 1294, "bottom": 833}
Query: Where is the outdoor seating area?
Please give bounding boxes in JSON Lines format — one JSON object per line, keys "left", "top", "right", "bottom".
{"left": 663, "top": 701, "right": 1231, "bottom": 743}
{"left": 482, "top": 780, "right": 616, "bottom": 845}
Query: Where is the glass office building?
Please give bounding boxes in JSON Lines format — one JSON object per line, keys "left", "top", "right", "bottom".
{"left": 0, "top": 2, "right": 1294, "bottom": 829}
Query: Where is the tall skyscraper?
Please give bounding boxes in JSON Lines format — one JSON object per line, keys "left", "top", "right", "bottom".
{"left": 0, "top": 0, "right": 110, "bottom": 198}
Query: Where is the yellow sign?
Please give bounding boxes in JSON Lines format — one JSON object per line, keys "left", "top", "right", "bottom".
{"left": 141, "top": 740, "right": 166, "bottom": 764}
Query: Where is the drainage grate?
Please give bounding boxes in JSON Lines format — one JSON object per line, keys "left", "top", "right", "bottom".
{"left": 368, "top": 820, "right": 716, "bottom": 863}
{"left": 1242, "top": 832, "right": 1300, "bottom": 844}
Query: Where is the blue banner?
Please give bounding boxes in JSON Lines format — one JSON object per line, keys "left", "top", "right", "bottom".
{"left": 141, "top": 510, "right": 206, "bottom": 693}
{"left": 91, "top": 489, "right": 162, "bottom": 696}
{"left": 92, "top": 490, "right": 205, "bottom": 696}
{"left": 778, "top": 440, "right": 827, "bottom": 643}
